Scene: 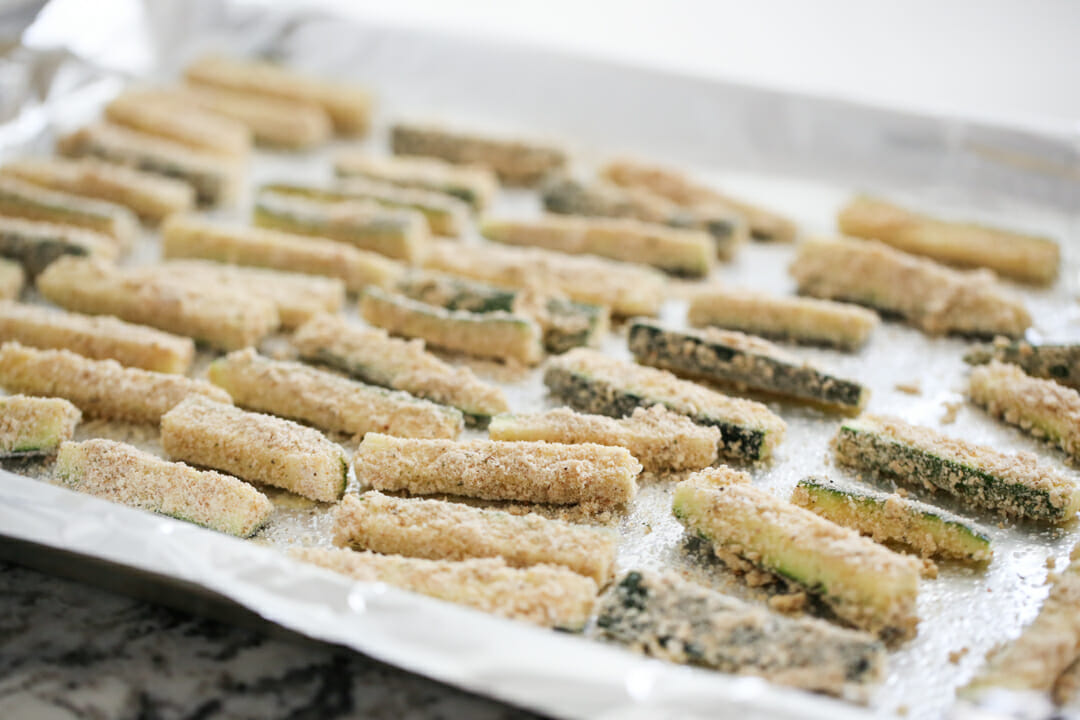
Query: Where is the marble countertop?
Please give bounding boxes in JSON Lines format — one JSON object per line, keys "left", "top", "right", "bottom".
{"left": 0, "top": 562, "right": 543, "bottom": 720}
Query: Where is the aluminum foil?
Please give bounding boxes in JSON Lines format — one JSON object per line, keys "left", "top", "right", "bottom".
{"left": 2, "top": 2, "right": 1080, "bottom": 719}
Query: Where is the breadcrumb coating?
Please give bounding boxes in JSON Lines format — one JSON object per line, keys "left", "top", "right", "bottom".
{"left": 333, "top": 492, "right": 617, "bottom": 584}
{"left": 0, "top": 260, "right": 23, "bottom": 300}
{"left": 208, "top": 349, "right": 462, "bottom": 440}
{"left": 290, "top": 546, "right": 597, "bottom": 629}
{"left": 688, "top": 286, "right": 878, "bottom": 350}
{"left": 36, "top": 256, "right": 280, "bottom": 351}
{"left": 0, "top": 175, "right": 136, "bottom": 248}
{"left": 292, "top": 314, "right": 507, "bottom": 424}
{"left": 353, "top": 433, "right": 640, "bottom": 508}
{"left": 0, "top": 342, "right": 228, "bottom": 423}
{"left": 791, "top": 237, "right": 1030, "bottom": 338}
{"left": 0, "top": 394, "right": 80, "bottom": 456}
{"left": 2, "top": 157, "right": 195, "bottom": 223}
{"left": 105, "top": 90, "right": 252, "bottom": 156}
{"left": 335, "top": 152, "right": 497, "bottom": 211}
{"left": 161, "top": 395, "right": 347, "bottom": 503}
{"left": 970, "top": 361, "right": 1080, "bottom": 461}
{"left": 838, "top": 195, "right": 1059, "bottom": 285}
{"left": 56, "top": 438, "right": 272, "bottom": 537}
{"left": 0, "top": 300, "right": 194, "bottom": 373}
{"left": 488, "top": 405, "right": 719, "bottom": 472}
{"left": 0, "top": 215, "right": 116, "bottom": 277}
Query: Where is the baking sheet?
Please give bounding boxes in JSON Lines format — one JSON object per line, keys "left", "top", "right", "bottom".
{"left": 3, "top": 1, "right": 1080, "bottom": 718}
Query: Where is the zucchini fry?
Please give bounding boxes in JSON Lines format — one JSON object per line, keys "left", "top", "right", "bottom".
{"left": 965, "top": 339, "right": 1080, "bottom": 390}
{"left": 335, "top": 152, "right": 497, "bottom": 211}
{"left": 0, "top": 394, "right": 80, "bottom": 458}
{"left": 0, "top": 216, "right": 115, "bottom": 278}
{"left": 174, "top": 84, "right": 332, "bottom": 148}
{"left": 105, "top": 91, "right": 252, "bottom": 156}
{"left": 0, "top": 176, "right": 136, "bottom": 249}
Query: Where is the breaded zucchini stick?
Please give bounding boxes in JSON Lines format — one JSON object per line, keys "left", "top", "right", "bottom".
{"left": 688, "top": 287, "right": 879, "bottom": 351}
{"left": 58, "top": 123, "right": 242, "bottom": 207}
{"left": 36, "top": 257, "right": 280, "bottom": 352}
{"left": 963, "top": 545, "right": 1080, "bottom": 694}
{"left": 2, "top": 157, "right": 195, "bottom": 224}
{"left": 56, "top": 439, "right": 272, "bottom": 537}
{"left": 480, "top": 215, "right": 715, "bottom": 278}
{"left": 105, "top": 91, "right": 251, "bottom": 157}
{"left": 0, "top": 394, "right": 80, "bottom": 457}
{"left": 966, "top": 339, "right": 1080, "bottom": 390}
{"left": 488, "top": 406, "right": 719, "bottom": 472}
{"left": 396, "top": 271, "right": 608, "bottom": 354}
{"left": 673, "top": 469, "right": 922, "bottom": 644}
{"left": 833, "top": 413, "right": 1080, "bottom": 523}
{"left": 291, "top": 547, "right": 596, "bottom": 630}
{"left": 161, "top": 214, "right": 403, "bottom": 293}
{"left": 0, "top": 216, "right": 115, "bottom": 278}
{"left": 0, "top": 176, "right": 136, "bottom": 248}
{"left": 335, "top": 153, "right": 497, "bottom": 211}
{"left": 155, "top": 259, "right": 344, "bottom": 330}
{"left": 254, "top": 189, "right": 429, "bottom": 262}
{"left": 0, "top": 301, "right": 194, "bottom": 373}
{"left": 391, "top": 123, "right": 567, "bottom": 187}
{"left": 541, "top": 176, "right": 748, "bottom": 260}
{"left": 0, "top": 342, "right": 228, "bottom": 423}
{"left": 208, "top": 349, "right": 462, "bottom": 440}
{"left": 292, "top": 314, "right": 507, "bottom": 426}
{"left": 262, "top": 180, "right": 468, "bottom": 237}
{"left": 628, "top": 320, "right": 869, "bottom": 412}
{"left": 360, "top": 287, "right": 544, "bottom": 366}
{"left": 969, "top": 361, "right": 1080, "bottom": 461}
{"left": 173, "top": 84, "right": 332, "bottom": 148}
{"left": 333, "top": 492, "right": 617, "bottom": 584}
{"left": 545, "top": 348, "right": 785, "bottom": 462}
{"left": 185, "top": 55, "right": 372, "bottom": 135}
{"left": 0, "top": 259, "right": 23, "bottom": 300}
{"left": 354, "top": 433, "right": 640, "bottom": 508}
{"left": 161, "top": 395, "right": 347, "bottom": 503}
{"left": 596, "top": 570, "right": 885, "bottom": 699}
{"left": 791, "top": 237, "right": 1031, "bottom": 338}
{"left": 791, "top": 476, "right": 992, "bottom": 563}
{"left": 838, "top": 195, "right": 1059, "bottom": 285}
{"left": 601, "top": 159, "right": 797, "bottom": 242}
{"left": 423, "top": 240, "right": 665, "bottom": 317}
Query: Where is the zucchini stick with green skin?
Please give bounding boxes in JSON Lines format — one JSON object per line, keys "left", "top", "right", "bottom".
{"left": 58, "top": 123, "right": 243, "bottom": 207}
{"left": 334, "top": 492, "right": 617, "bottom": 585}
{"left": 595, "top": 570, "right": 886, "bottom": 699}
{"left": 261, "top": 180, "right": 468, "bottom": 237}
{"left": 2, "top": 157, "right": 195, "bottom": 224}
{"left": 56, "top": 439, "right": 273, "bottom": 538}
{"left": 170, "top": 85, "right": 332, "bottom": 149}
{"left": 254, "top": 189, "right": 429, "bottom": 262}
{"left": 833, "top": 413, "right": 1080, "bottom": 523}
{"left": 354, "top": 433, "right": 640, "bottom": 508}
{"left": 838, "top": 195, "right": 1060, "bottom": 285}
{"left": 544, "top": 348, "right": 785, "bottom": 462}
{"left": 36, "top": 257, "right": 280, "bottom": 352}
{"left": 335, "top": 153, "right": 498, "bottom": 211}
{"left": 480, "top": 215, "right": 715, "bottom": 278}
{"left": 488, "top": 406, "right": 719, "bottom": 473}
{"left": 969, "top": 361, "right": 1080, "bottom": 461}
{"left": 791, "top": 476, "right": 992, "bottom": 563}
{"left": 541, "top": 176, "right": 748, "bottom": 260}
{"left": 292, "top": 314, "right": 508, "bottom": 427}
{"left": 0, "top": 260, "right": 23, "bottom": 300}
{"left": 208, "top": 349, "right": 463, "bottom": 440}
{"left": 965, "top": 339, "right": 1080, "bottom": 390}
{"left": 0, "top": 301, "right": 194, "bottom": 374}
{"left": 673, "top": 469, "right": 922, "bottom": 644}
{"left": 687, "top": 287, "right": 879, "bottom": 351}
{"left": 390, "top": 123, "right": 567, "bottom": 187}
{"left": 0, "top": 176, "right": 136, "bottom": 249}
{"left": 185, "top": 55, "right": 372, "bottom": 135}
{"left": 791, "top": 237, "right": 1031, "bottom": 338}
{"left": 0, "top": 342, "right": 229, "bottom": 424}
{"left": 0, "top": 216, "right": 116, "bottom": 278}
{"left": 627, "top": 320, "right": 869, "bottom": 412}
{"left": 360, "top": 287, "right": 544, "bottom": 365}
{"left": 161, "top": 214, "right": 404, "bottom": 293}
{"left": 161, "top": 395, "right": 347, "bottom": 503}
{"left": 291, "top": 547, "right": 597, "bottom": 630}
{"left": 0, "top": 395, "right": 80, "bottom": 457}
{"left": 395, "top": 271, "right": 608, "bottom": 353}
{"left": 423, "top": 240, "right": 665, "bottom": 317}
{"left": 105, "top": 91, "right": 252, "bottom": 157}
